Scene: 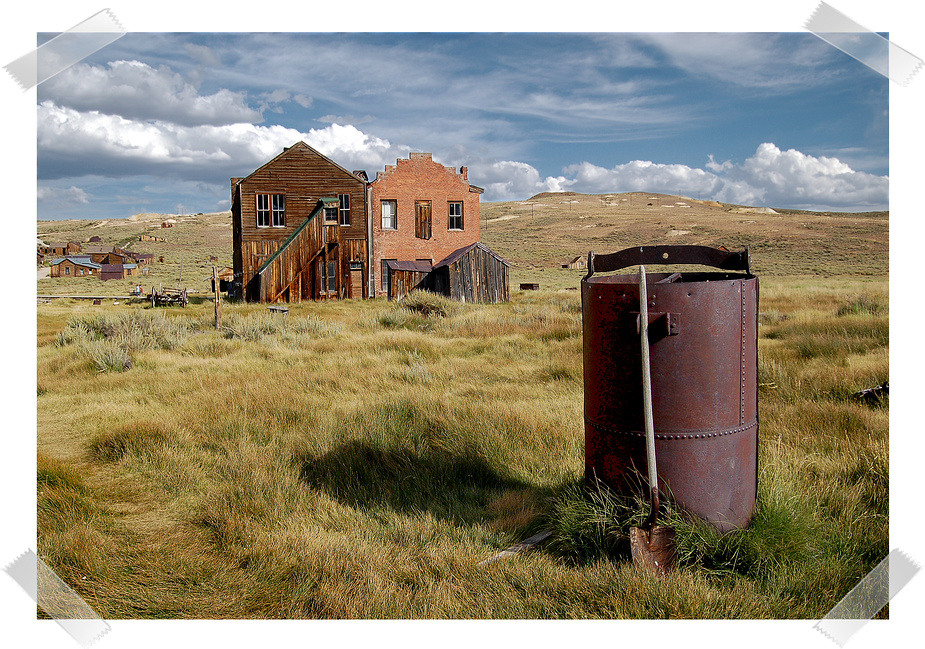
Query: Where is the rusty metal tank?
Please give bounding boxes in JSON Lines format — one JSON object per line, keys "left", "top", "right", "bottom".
{"left": 581, "top": 245, "right": 758, "bottom": 533}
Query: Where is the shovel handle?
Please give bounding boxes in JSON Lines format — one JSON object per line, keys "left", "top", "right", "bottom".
{"left": 639, "top": 266, "right": 658, "bottom": 498}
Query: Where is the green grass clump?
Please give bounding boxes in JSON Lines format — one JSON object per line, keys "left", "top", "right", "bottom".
{"left": 398, "top": 289, "right": 457, "bottom": 318}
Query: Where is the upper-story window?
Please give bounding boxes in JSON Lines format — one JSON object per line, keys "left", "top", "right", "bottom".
{"left": 448, "top": 202, "right": 464, "bottom": 230}
{"left": 339, "top": 193, "right": 351, "bottom": 226}
{"left": 381, "top": 200, "right": 397, "bottom": 230}
{"left": 257, "top": 193, "right": 285, "bottom": 227}
{"left": 415, "top": 201, "right": 432, "bottom": 240}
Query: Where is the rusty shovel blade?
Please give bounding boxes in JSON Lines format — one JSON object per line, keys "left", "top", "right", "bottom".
{"left": 629, "top": 524, "right": 677, "bottom": 576}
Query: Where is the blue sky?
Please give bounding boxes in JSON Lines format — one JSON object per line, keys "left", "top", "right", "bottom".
{"left": 34, "top": 29, "right": 890, "bottom": 220}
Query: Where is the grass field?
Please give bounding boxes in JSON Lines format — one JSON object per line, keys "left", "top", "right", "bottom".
{"left": 35, "top": 280, "right": 887, "bottom": 619}
{"left": 34, "top": 193, "right": 888, "bottom": 620}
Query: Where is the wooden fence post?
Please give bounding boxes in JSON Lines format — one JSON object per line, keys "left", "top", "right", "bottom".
{"left": 213, "top": 266, "right": 222, "bottom": 330}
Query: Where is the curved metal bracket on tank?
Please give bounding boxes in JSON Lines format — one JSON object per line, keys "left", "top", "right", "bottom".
{"left": 584, "top": 245, "right": 751, "bottom": 280}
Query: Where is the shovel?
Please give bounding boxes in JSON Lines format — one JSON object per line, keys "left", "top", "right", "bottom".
{"left": 629, "top": 265, "right": 678, "bottom": 576}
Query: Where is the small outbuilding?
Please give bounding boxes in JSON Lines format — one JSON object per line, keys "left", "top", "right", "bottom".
{"left": 429, "top": 242, "right": 510, "bottom": 303}
{"left": 387, "top": 242, "right": 509, "bottom": 303}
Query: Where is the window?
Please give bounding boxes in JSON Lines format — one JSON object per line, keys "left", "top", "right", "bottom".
{"left": 324, "top": 203, "right": 338, "bottom": 224}
{"left": 65, "top": 266, "right": 70, "bottom": 275}
{"left": 319, "top": 259, "right": 337, "bottom": 295}
{"left": 382, "top": 259, "right": 396, "bottom": 291}
{"left": 415, "top": 201, "right": 432, "bottom": 240}
{"left": 381, "top": 200, "right": 396, "bottom": 229}
{"left": 448, "top": 202, "right": 463, "bottom": 230}
{"left": 338, "top": 193, "right": 351, "bottom": 226}
{"left": 327, "top": 260, "right": 336, "bottom": 293}
{"left": 257, "top": 193, "right": 285, "bottom": 227}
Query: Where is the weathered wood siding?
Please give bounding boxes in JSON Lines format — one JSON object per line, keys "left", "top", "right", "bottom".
{"left": 232, "top": 142, "right": 369, "bottom": 302}
{"left": 432, "top": 244, "right": 510, "bottom": 303}
{"left": 388, "top": 268, "right": 431, "bottom": 300}
{"left": 255, "top": 213, "right": 337, "bottom": 303}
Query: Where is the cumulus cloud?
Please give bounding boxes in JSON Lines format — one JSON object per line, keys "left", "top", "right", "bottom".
{"left": 714, "top": 143, "right": 888, "bottom": 209}
{"left": 464, "top": 160, "right": 577, "bottom": 201}
{"left": 38, "top": 61, "right": 263, "bottom": 126}
{"left": 37, "top": 186, "right": 90, "bottom": 205}
{"left": 37, "top": 101, "right": 408, "bottom": 183}
{"left": 539, "top": 143, "right": 887, "bottom": 211}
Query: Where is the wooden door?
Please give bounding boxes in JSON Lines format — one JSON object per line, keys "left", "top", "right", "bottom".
{"left": 349, "top": 262, "right": 363, "bottom": 299}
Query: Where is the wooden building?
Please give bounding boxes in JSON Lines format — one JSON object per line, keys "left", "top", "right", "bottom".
{"left": 387, "top": 242, "right": 510, "bottom": 303}
{"left": 100, "top": 263, "right": 139, "bottom": 281}
{"left": 231, "top": 142, "right": 370, "bottom": 303}
{"left": 50, "top": 257, "right": 101, "bottom": 278}
{"left": 562, "top": 256, "right": 587, "bottom": 270}
{"left": 385, "top": 260, "right": 433, "bottom": 300}
{"left": 40, "top": 242, "right": 80, "bottom": 256}
{"left": 429, "top": 242, "right": 509, "bottom": 303}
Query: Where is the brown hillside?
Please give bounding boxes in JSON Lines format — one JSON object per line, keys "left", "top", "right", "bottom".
{"left": 480, "top": 192, "right": 887, "bottom": 278}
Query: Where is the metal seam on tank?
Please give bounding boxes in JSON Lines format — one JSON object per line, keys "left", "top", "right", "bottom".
{"left": 585, "top": 418, "right": 757, "bottom": 440}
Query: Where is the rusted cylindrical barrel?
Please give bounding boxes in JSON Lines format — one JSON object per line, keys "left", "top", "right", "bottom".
{"left": 581, "top": 245, "right": 758, "bottom": 533}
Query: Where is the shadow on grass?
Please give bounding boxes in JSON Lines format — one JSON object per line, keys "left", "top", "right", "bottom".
{"left": 297, "top": 440, "right": 532, "bottom": 526}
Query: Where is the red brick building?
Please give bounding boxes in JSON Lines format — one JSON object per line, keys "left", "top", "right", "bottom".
{"left": 370, "top": 153, "right": 483, "bottom": 298}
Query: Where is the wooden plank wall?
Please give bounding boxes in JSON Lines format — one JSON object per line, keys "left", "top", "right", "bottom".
{"left": 388, "top": 269, "right": 430, "bottom": 301}
{"left": 446, "top": 246, "right": 509, "bottom": 303}
{"left": 256, "top": 216, "right": 334, "bottom": 303}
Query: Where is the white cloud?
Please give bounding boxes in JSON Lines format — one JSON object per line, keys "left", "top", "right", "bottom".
{"left": 37, "top": 101, "right": 408, "bottom": 181}
{"left": 718, "top": 143, "right": 888, "bottom": 209}
{"left": 37, "top": 185, "right": 90, "bottom": 205}
{"left": 39, "top": 61, "right": 263, "bottom": 126}
{"left": 514, "top": 143, "right": 887, "bottom": 211}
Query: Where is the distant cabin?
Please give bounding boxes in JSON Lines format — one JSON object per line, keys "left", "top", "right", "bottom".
{"left": 562, "top": 256, "right": 587, "bottom": 270}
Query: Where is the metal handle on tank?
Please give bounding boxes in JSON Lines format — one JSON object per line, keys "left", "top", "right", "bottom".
{"left": 584, "top": 245, "right": 751, "bottom": 279}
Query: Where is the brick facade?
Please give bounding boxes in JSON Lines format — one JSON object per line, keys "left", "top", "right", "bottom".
{"left": 370, "top": 152, "right": 483, "bottom": 297}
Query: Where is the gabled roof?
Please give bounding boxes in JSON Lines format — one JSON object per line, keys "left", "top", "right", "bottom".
{"left": 52, "top": 256, "right": 101, "bottom": 269}
{"left": 236, "top": 141, "right": 368, "bottom": 187}
{"left": 433, "top": 242, "right": 510, "bottom": 269}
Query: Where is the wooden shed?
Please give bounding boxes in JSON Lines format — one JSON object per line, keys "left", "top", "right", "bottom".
{"left": 562, "top": 256, "right": 587, "bottom": 270}
{"left": 429, "top": 242, "right": 510, "bottom": 303}
{"left": 231, "top": 141, "right": 370, "bottom": 303}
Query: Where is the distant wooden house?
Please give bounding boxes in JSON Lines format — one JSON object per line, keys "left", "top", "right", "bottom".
{"left": 562, "top": 256, "right": 587, "bottom": 270}
{"left": 231, "top": 141, "right": 370, "bottom": 303}
{"left": 40, "top": 241, "right": 80, "bottom": 256}
{"left": 100, "top": 263, "right": 138, "bottom": 281}
{"left": 211, "top": 267, "right": 235, "bottom": 293}
{"left": 115, "top": 248, "right": 153, "bottom": 265}
{"left": 388, "top": 242, "right": 509, "bottom": 303}
{"left": 80, "top": 245, "right": 117, "bottom": 264}
{"left": 50, "top": 256, "right": 101, "bottom": 278}
{"left": 139, "top": 234, "right": 167, "bottom": 243}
